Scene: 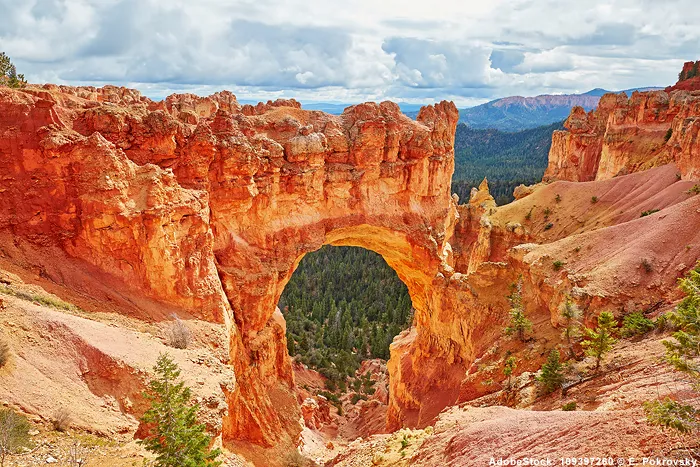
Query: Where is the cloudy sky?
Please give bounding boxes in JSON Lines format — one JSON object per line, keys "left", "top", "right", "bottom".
{"left": 1, "top": 0, "right": 697, "bottom": 106}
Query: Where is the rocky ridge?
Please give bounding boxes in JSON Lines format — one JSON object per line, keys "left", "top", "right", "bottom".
{"left": 0, "top": 83, "right": 467, "bottom": 453}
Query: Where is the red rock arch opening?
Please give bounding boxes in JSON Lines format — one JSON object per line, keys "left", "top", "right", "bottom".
{"left": 184, "top": 99, "right": 463, "bottom": 446}
{"left": 276, "top": 241, "right": 417, "bottom": 433}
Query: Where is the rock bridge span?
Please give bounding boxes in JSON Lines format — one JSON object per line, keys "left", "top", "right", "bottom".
{"left": 0, "top": 85, "right": 498, "bottom": 446}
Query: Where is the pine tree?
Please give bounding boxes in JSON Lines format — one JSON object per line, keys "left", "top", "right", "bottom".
{"left": 504, "top": 279, "right": 532, "bottom": 342}
{"left": 287, "top": 335, "right": 297, "bottom": 357}
{"left": 560, "top": 297, "right": 582, "bottom": 358}
{"left": 582, "top": 311, "right": 618, "bottom": 371}
{"left": 0, "top": 53, "right": 26, "bottom": 89}
{"left": 664, "top": 263, "right": 700, "bottom": 388}
{"left": 139, "top": 354, "right": 221, "bottom": 467}
{"left": 503, "top": 356, "right": 517, "bottom": 390}
{"left": 536, "top": 349, "right": 564, "bottom": 394}
{"left": 279, "top": 245, "right": 414, "bottom": 385}
{"left": 644, "top": 262, "right": 700, "bottom": 436}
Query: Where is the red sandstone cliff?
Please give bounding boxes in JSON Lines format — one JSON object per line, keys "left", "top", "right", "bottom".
{"left": 545, "top": 73, "right": 700, "bottom": 182}
{"left": 667, "top": 60, "right": 700, "bottom": 92}
{"left": 0, "top": 84, "right": 460, "bottom": 449}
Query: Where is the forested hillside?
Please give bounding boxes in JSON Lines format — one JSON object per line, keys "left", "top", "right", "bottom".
{"left": 280, "top": 246, "right": 412, "bottom": 390}
{"left": 451, "top": 121, "right": 562, "bottom": 204}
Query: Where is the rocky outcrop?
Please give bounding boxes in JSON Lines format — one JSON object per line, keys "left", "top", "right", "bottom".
{"left": 0, "top": 84, "right": 464, "bottom": 447}
{"left": 425, "top": 162, "right": 700, "bottom": 414}
{"left": 333, "top": 331, "right": 696, "bottom": 466}
{"left": 300, "top": 397, "right": 334, "bottom": 431}
{"left": 545, "top": 63, "right": 700, "bottom": 182}
{"left": 0, "top": 87, "right": 227, "bottom": 323}
{"left": 667, "top": 60, "right": 700, "bottom": 92}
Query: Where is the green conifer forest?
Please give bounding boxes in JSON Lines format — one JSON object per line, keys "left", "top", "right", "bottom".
{"left": 279, "top": 246, "right": 413, "bottom": 390}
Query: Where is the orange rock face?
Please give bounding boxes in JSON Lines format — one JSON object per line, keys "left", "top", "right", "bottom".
{"left": 2, "top": 71, "right": 699, "bottom": 457}
{"left": 300, "top": 397, "right": 334, "bottom": 431}
{"left": 0, "top": 87, "right": 227, "bottom": 322}
{"left": 0, "top": 84, "right": 463, "bottom": 445}
{"left": 545, "top": 67, "right": 700, "bottom": 183}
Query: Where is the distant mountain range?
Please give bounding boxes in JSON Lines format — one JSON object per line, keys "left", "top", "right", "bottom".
{"left": 449, "top": 87, "right": 662, "bottom": 131}
{"left": 292, "top": 87, "right": 662, "bottom": 132}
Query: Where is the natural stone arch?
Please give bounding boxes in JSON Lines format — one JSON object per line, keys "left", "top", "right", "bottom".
{"left": 208, "top": 102, "right": 461, "bottom": 446}
{"left": 1, "top": 86, "right": 502, "bottom": 452}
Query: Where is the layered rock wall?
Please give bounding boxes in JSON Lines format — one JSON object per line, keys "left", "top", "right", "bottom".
{"left": 545, "top": 88, "right": 700, "bottom": 182}
{"left": 2, "top": 72, "right": 699, "bottom": 453}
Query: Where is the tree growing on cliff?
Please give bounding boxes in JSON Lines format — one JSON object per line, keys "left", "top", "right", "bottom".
{"left": 503, "top": 356, "right": 518, "bottom": 390}
{"left": 560, "top": 298, "right": 582, "bottom": 358}
{"left": 536, "top": 349, "right": 565, "bottom": 394}
{"left": 0, "top": 409, "right": 31, "bottom": 467}
{"left": 0, "top": 53, "right": 26, "bottom": 89}
{"left": 664, "top": 263, "right": 700, "bottom": 389}
{"left": 644, "top": 262, "right": 700, "bottom": 437}
{"left": 582, "top": 311, "right": 618, "bottom": 371}
{"left": 139, "top": 353, "right": 221, "bottom": 467}
{"left": 679, "top": 62, "right": 700, "bottom": 81}
{"left": 504, "top": 278, "right": 532, "bottom": 342}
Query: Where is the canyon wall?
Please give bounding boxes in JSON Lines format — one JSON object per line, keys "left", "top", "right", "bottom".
{"left": 2, "top": 66, "right": 700, "bottom": 454}
{"left": 545, "top": 75, "right": 700, "bottom": 182}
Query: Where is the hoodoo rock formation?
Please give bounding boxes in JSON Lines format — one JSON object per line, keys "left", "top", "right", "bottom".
{"left": 1, "top": 60, "right": 700, "bottom": 463}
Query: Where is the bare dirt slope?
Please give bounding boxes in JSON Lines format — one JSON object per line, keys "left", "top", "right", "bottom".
{"left": 328, "top": 332, "right": 696, "bottom": 466}
{"left": 0, "top": 270, "right": 254, "bottom": 466}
